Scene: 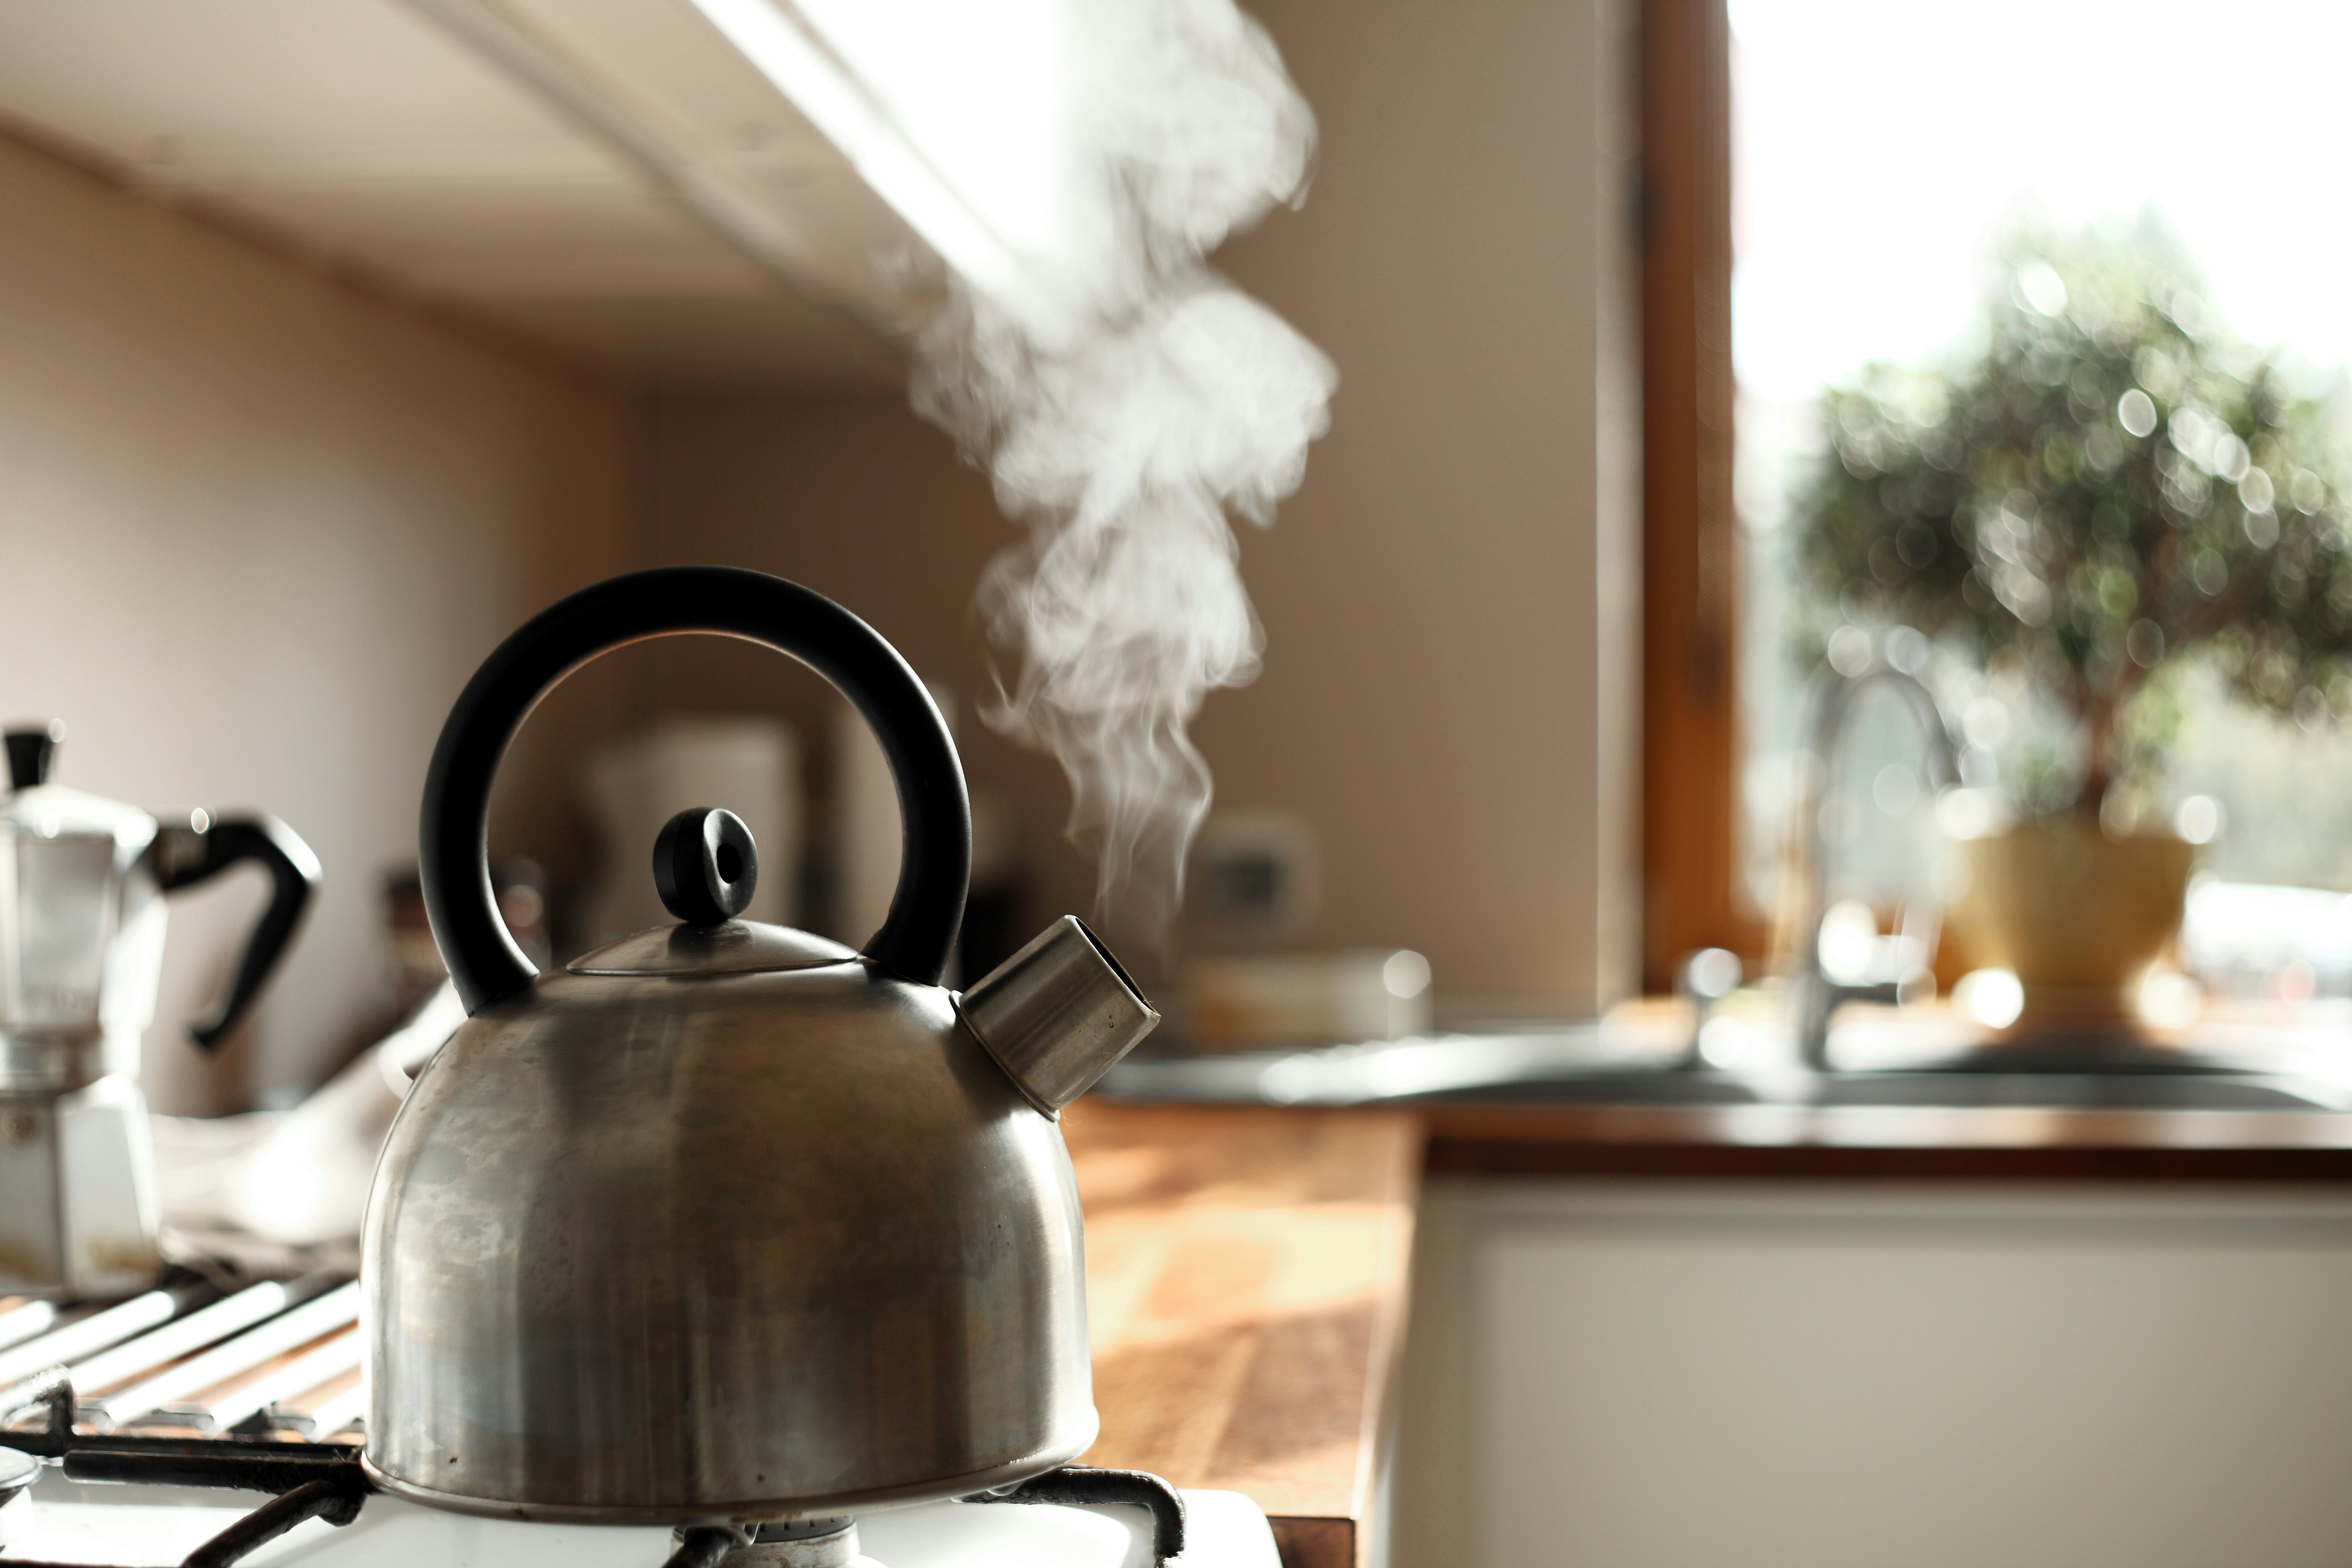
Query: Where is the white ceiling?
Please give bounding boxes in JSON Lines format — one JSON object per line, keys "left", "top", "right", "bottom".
{"left": 0, "top": 0, "right": 921, "bottom": 389}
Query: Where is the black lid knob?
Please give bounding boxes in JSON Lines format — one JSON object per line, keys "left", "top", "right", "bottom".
{"left": 4, "top": 722, "right": 63, "bottom": 792}
{"left": 653, "top": 807, "right": 759, "bottom": 926}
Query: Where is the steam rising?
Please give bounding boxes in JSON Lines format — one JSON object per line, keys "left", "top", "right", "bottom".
{"left": 906, "top": 0, "right": 1336, "bottom": 941}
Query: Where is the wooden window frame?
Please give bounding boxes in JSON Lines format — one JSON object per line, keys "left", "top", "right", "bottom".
{"left": 1640, "top": 0, "right": 1758, "bottom": 992}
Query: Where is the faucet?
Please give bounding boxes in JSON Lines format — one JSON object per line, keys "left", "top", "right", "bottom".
{"left": 1782, "top": 661, "right": 1961, "bottom": 1071}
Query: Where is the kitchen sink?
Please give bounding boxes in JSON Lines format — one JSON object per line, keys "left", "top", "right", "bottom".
{"left": 1099, "top": 1025, "right": 2352, "bottom": 1112}
{"left": 1805, "top": 1070, "right": 2341, "bottom": 1112}
{"left": 1404, "top": 1069, "right": 2342, "bottom": 1112}
{"left": 1403, "top": 1069, "right": 1766, "bottom": 1107}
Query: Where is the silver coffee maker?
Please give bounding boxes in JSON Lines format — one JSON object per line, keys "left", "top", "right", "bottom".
{"left": 0, "top": 723, "right": 318, "bottom": 1295}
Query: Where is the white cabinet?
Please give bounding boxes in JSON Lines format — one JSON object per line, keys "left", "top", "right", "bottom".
{"left": 1390, "top": 1180, "right": 2352, "bottom": 1568}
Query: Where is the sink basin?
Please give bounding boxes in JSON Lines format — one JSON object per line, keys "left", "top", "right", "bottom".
{"left": 1807, "top": 1070, "right": 2343, "bottom": 1112}
{"left": 1400, "top": 1067, "right": 2345, "bottom": 1112}
{"left": 1098, "top": 1026, "right": 2352, "bottom": 1112}
{"left": 1407, "top": 1070, "right": 1764, "bottom": 1107}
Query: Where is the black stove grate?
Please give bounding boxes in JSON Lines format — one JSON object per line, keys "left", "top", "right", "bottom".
{"left": 975, "top": 1466, "right": 1189, "bottom": 1562}
{"left": 1, "top": 1364, "right": 369, "bottom": 1568}
{"left": 2, "top": 1368, "right": 1189, "bottom": 1568}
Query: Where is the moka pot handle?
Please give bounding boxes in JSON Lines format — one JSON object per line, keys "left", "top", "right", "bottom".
{"left": 163, "top": 813, "right": 322, "bottom": 1050}
{"left": 419, "top": 567, "right": 971, "bottom": 1012}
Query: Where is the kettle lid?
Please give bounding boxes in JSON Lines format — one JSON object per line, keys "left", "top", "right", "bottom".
{"left": 566, "top": 806, "right": 861, "bottom": 976}
{"left": 567, "top": 920, "right": 856, "bottom": 977}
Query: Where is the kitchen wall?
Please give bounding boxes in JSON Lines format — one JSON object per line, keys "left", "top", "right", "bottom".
{"left": 644, "top": 0, "right": 1644, "bottom": 1014}
{"left": 1210, "top": 0, "right": 1642, "bottom": 1013}
{"left": 0, "top": 137, "right": 642, "bottom": 1114}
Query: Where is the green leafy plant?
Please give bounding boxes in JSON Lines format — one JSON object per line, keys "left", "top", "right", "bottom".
{"left": 1791, "top": 218, "right": 2352, "bottom": 815}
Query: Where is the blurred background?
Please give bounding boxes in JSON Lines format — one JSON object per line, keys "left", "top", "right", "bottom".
{"left": 14, "top": 3, "right": 2352, "bottom": 1566}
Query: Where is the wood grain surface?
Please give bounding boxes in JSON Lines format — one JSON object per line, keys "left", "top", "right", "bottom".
{"left": 1063, "top": 1103, "right": 1422, "bottom": 1568}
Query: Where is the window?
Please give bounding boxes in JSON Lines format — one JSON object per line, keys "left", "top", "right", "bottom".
{"left": 1646, "top": 0, "right": 2352, "bottom": 1006}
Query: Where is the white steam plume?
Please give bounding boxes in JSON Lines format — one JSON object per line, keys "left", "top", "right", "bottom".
{"left": 905, "top": 0, "right": 1336, "bottom": 942}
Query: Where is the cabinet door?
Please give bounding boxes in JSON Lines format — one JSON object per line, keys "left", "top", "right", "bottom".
{"left": 1392, "top": 1181, "right": 2352, "bottom": 1568}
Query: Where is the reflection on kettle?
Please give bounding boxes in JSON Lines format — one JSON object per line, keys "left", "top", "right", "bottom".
{"left": 0, "top": 722, "right": 320, "bottom": 1295}
{"left": 364, "top": 566, "right": 1161, "bottom": 1523}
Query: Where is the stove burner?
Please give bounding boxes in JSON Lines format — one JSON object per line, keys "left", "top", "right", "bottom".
{"left": 668, "top": 1516, "right": 860, "bottom": 1568}
{"left": 0, "top": 1445, "right": 39, "bottom": 1506}
{"left": 4, "top": 1369, "right": 1191, "bottom": 1568}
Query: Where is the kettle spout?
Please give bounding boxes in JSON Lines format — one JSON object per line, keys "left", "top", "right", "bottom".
{"left": 957, "top": 916, "right": 1159, "bottom": 1114}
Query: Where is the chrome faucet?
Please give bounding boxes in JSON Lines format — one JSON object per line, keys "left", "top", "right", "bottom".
{"left": 1784, "top": 661, "right": 1960, "bottom": 1071}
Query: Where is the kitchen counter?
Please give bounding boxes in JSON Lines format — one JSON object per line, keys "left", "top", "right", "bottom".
{"left": 1067, "top": 1089, "right": 2352, "bottom": 1567}
{"left": 1064, "top": 1102, "right": 1421, "bottom": 1568}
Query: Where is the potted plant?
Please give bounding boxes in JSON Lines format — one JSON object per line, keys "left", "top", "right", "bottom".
{"left": 1789, "top": 219, "right": 2352, "bottom": 1021}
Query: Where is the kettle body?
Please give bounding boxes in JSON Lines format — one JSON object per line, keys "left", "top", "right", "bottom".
{"left": 363, "top": 568, "right": 1156, "bottom": 1525}
{"left": 365, "top": 952, "right": 1095, "bottom": 1521}
{"left": 0, "top": 725, "right": 317, "bottom": 1295}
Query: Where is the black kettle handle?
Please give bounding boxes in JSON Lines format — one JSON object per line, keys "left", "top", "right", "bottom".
{"left": 161, "top": 813, "right": 322, "bottom": 1051}
{"left": 421, "top": 567, "right": 971, "bottom": 1014}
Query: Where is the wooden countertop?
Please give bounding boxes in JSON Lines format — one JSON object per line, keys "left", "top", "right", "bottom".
{"left": 1064, "top": 1102, "right": 1421, "bottom": 1568}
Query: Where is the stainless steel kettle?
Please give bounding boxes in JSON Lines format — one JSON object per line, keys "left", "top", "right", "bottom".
{"left": 0, "top": 724, "right": 318, "bottom": 1295}
{"left": 362, "top": 567, "right": 1160, "bottom": 1527}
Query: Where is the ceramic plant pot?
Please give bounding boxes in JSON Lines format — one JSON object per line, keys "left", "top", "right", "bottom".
{"left": 1950, "top": 817, "right": 2196, "bottom": 1029}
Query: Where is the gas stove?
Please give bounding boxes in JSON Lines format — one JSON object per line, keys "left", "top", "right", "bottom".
{"left": 0, "top": 1449, "right": 1275, "bottom": 1568}
{"left": 0, "top": 1287, "right": 1278, "bottom": 1568}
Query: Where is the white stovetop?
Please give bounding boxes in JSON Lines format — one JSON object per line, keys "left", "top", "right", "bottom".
{"left": 2, "top": 1470, "right": 1278, "bottom": 1568}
